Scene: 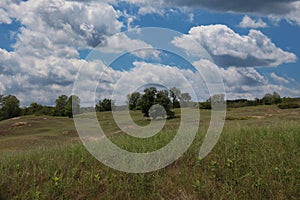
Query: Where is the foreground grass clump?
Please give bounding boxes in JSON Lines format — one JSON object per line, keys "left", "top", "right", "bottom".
{"left": 0, "top": 106, "right": 300, "bottom": 199}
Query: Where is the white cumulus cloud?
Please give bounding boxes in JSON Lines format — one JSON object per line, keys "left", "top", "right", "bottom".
{"left": 1, "top": 0, "right": 300, "bottom": 106}
{"left": 270, "top": 72, "right": 290, "bottom": 84}
{"left": 172, "top": 25, "right": 297, "bottom": 68}
{"left": 239, "top": 15, "right": 267, "bottom": 28}
{"left": 97, "top": 32, "right": 161, "bottom": 59}
{"left": 0, "top": 8, "right": 12, "bottom": 24}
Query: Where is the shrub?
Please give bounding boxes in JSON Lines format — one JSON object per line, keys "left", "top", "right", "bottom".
{"left": 278, "top": 103, "right": 300, "bottom": 109}
{"left": 199, "top": 102, "right": 212, "bottom": 110}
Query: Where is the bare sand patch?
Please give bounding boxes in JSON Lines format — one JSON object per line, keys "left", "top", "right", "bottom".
{"left": 11, "top": 122, "right": 31, "bottom": 128}
{"left": 251, "top": 116, "right": 266, "bottom": 119}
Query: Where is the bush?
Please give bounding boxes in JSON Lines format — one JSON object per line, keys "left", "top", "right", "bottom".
{"left": 199, "top": 102, "right": 212, "bottom": 110}
{"left": 96, "top": 99, "right": 115, "bottom": 112}
{"left": 278, "top": 103, "right": 300, "bottom": 109}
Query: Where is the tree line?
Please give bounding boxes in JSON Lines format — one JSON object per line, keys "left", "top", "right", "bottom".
{"left": 200, "top": 92, "right": 299, "bottom": 109}
{"left": 94, "top": 87, "right": 192, "bottom": 119}
{"left": 1, "top": 90, "right": 299, "bottom": 121}
{"left": 225, "top": 92, "right": 286, "bottom": 108}
{"left": 0, "top": 94, "right": 80, "bottom": 121}
{"left": 0, "top": 87, "right": 191, "bottom": 121}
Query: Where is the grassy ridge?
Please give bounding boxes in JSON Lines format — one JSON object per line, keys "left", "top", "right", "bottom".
{"left": 0, "top": 116, "right": 78, "bottom": 152}
{"left": 0, "top": 106, "right": 300, "bottom": 199}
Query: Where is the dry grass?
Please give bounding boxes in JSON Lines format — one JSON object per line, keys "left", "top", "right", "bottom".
{"left": 0, "top": 105, "right": 299, "bottom": 199}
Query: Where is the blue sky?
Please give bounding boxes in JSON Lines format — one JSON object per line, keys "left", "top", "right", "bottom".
{"left": 0, "top": 0, "right": 300, "bottom": 106}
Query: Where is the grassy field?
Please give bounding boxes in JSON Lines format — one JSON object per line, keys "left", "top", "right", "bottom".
{"left": 0, "top": 105, "right": 300, "bottom": 199}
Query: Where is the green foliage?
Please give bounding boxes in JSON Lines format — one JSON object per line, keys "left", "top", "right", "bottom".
{"left": 127, "top": 87, "right": 192, "bottom": 117}
{"left": 200, "top": 94, "right": 225, "bottom": 110}
{"left": 262, "top": 92, "right": 282, "bottom": 105}
{"left": 180, "top": 92, "right": 191, "bottom": 107}
{"left": 262, "top": 93, "right": 273, "bottom": 105}
{"left": 227, "top": 98, "right": 262, "bottom": 108}
{"left": 139, "top": 87, "right": 157, "bottom": 117}
{"left": 208, "top": 91, "right": 284, "bottom": 109}
{"left": 0, "top": 94, "right": 3, "bottom": 107}
{"left": 281, "top": 97, "right": 293, "bottom": 103}
{"left": 1, "top": 108, "right": 300, "bottom": 199}
{"left": 170, "top": 87, "right": 181, "bottom": 108}
{"left": 24, "top": 102, "right": 43, "bottom": 115}
{"left": 96, "top": 98, "right": 115, "bottom": 112}
{"left": 154, "top": 90, "right": 174, "bottom": 119}
{"left": 278, "top": 103, "right": 300, "bottom": 109}
{"left": 23, "top": 103, "right": 56, "bottom": 116}
{"left": 127, "top": 92, "right": 141, "bottom": 110}
{"left": 199, "top": 102, "right": 212, "bottom": 110}
{"left": 53, "top": 95, "right": 80, "bottom": 118}
{"left": 65, "top": 95, "right": 80, "bottom": 118}
{"left": 40, "top": 106, "right": 55, "bottom": 116}
{"left": 0, "top": 94, "right": 80, "bottom": 119}
{"left": 0, "top": 95, "right": 21, "bottom": 121}
{"left": 54, "top": 95, "right": 68, "bottom": 117}
{"left": 139, "top": 87, "right": 174, "bottom": 118}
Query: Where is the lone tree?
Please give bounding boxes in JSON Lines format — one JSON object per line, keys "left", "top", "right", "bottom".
{"left": 54, "top": 95, "right": 68, "bottom": 116}
{"left": 96, "top": 98, "right": 115, "bottom": 112}
{"left": 139, "top": 87, "right": 157, "bottom": 117}
{"left": 139, "top": 87, "right": 174, "bottom": 119}
{"left": 65, "top": 95, "right": 80, "bottom": 118}
{"left": 54, "top": 95, "right": 80, "bottom": 117}
{"left": 127, "top": 92, "right": 141, "bottom": 110}
{"left": 0, "top": 95, "right": 21, "bottom": 121}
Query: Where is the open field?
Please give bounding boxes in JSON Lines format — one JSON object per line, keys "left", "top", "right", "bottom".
{"left": 0, "top": 105, "right": 300, "bottom": 199}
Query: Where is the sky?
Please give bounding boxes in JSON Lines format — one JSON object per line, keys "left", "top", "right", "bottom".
{"left": 0, "top": 0, "right": 300, "bottom": 106}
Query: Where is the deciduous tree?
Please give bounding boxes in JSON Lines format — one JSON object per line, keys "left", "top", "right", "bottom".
{"left": 127, "top": 92, "right": 141, "bottom": 110}
{"left": 54, "top": 95, "right": 68, "bottom": 116}
{"left": 0, "top": 95, "right": 21, "bottom": 120}
{"left": 139, "top": 87, "right": 157, "bottom": 117}
{"left": 96, "top": 98, "right": 115, "bottom": 112}
{"left": 139, "top": 87, "right": 174, "bottom": 118}
{"left": 65, "top": 95, "right": 80, "bottom": 118}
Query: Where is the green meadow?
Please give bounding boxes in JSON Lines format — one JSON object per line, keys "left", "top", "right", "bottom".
{"left": 0, "top": 105, "right": 300, "bottom": 199}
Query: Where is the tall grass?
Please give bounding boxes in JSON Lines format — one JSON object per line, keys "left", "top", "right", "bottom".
{"left": 1, "top": 119, "right": 299, "bottom": 199}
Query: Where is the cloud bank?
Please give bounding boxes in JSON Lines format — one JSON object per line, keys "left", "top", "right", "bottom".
{"left": 124, "top": 0, "right": 300, "bottom": 25}
{"left": 172, "top": 25, "right": 297, "bottom": 68}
